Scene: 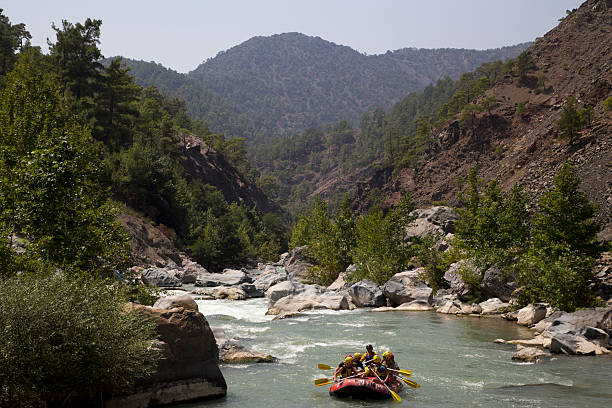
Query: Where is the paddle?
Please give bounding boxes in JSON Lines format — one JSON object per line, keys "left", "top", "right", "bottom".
{"left": 372, "top": 369, "right": 401, "bottom": 402}
{"left": 314, "top": 372, "right": 362, "bottom": 387}
{"left": 317, "top": 363, "right": 332, "bottom": 370}
{"left": 387, "top": 368, "right": 412, "bottom": 377}
{"left": 320, "top": 363, "right": 412, "bottom": 377}
{"left": 397, "top": 376, "right": 420, "bottom": 388}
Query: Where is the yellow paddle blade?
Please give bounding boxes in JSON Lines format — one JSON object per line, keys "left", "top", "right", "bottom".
{"left": 403, "top": 379, "right": 420, "bottom": 388}
{"left": 390, "top": 390, "right": 402, "bottom": 402}
{"left": 314, "top": 378, "right": 331, "bottom": 385}
{"left": 315, "top": 380, "right": 333, "bottom": 387}
{"left": 397, "top": 369, "right": 411, "bottom": 376}
{"left": 318, "top": 363, "right": 332, "bottom": 370}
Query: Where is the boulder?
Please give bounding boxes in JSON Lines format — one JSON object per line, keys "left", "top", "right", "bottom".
{"left": 106, "top": 306, "right": 226, "bottom": 407}
{"left": 195, "top": 269, "right": 251, "bottom": 287}
{"left": 579, "top": 326, "right": 610, "bottom": 347}
{"left": 328, "top": 265, "right": 356, "bottom": 291}
{"left": 371, "top": 306, "right": 397, "bottom": 312}
{"left": 443, "top": 261, "right": 474, "bottom": 298}
{"left": 533, "top": 311, "right": 565, "bottom": 333}
{"left": 480, "top": 265, "right": 517, "bottom": 302}
{"left": 478, "top": 298, "right": 509, "bottom": 315}
{"left": 382, "top": 268, "right": 433, "bottom": 306}
{"left": 511, "top": 346, "right": 550, "bottom": 362}
{"left": 141, "top": 268, "right": 182, "bottom": 287}
{"left": 212, "top": 287, "right": 247, "bottom": 300}
{"left": 437, "top": 299, "right": 462, "bottom": 314}
{"left": 432, "top": 289, "right": 455, "bottom": 307}
{"left": 178, "top": 262, "right": 209, "bottom": 284}
{"left": 405, "top": 206, "right": 459, "bottom": 239}
{"left": 238, "top": 283, "right": 265, "bottom": 298}
{"left": 459, "top": 303, "right": 482, "bottom": 315}
{"left": 211, "top": 327, "right": 275, "bottom": 363}
{"left": 153, "top": 294, "right": 199, "bottom": 312}
{"left": 517, "top": 304, "right": 547, "bottom": 326}
{"left": 267, "top": 281, "right": 307, "bottom": 307}
{"left": 282, "top": 245, "right": 315, "bottom": 282}
{"left": 348, "top": 280, "right": 386, "bottom": 307}
{"left": 267, "top": 290, "right": 350, "bottom": 315}
{"left": 253, "top": 272, "right": 285, "bottom": 292}
{"left": 396, "top": 300, "right": 434, "bottom": 311}
{"left": 549, "top": 333, "right": 610, "bottom": 355}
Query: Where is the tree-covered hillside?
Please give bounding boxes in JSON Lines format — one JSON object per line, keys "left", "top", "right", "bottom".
{"left": 120, "top": 33, "right": 530, "bottom": 141}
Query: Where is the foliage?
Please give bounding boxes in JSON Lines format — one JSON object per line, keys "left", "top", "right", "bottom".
{"left": 0, "top": 9, "right": 31, "bottom": 79}
{"left": 605, "top": 96, "right": 612, "bottom": 112}
{"left": 0, "top": 272, "right": 159, "bottom": 406}
{"left": 351, "top": 195, "right": 415, "bottom": 285}
{"left": 557, "top": 95, "right": 584, "bottom": 141}
{"left": 413, "top": 235, "right": 455, "bottom": 292}
{"left": 516, "top": 51, "right": 537, "bottom": 83}
{"left": 0, "top": 54, "right": 130, "bottom": 274}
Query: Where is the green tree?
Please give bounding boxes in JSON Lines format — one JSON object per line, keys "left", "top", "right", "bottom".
{"left": 48, "top": 18, "right": 103, "bottom": 102}
{"left": 557, "top": 95, "right": 583, "bottom": 141}
{"left": 96, "top": 57, "right": 141, "bottom": 150}
{"left": 0, "top": 54, "right": 129, "bottom": 274}
{"left": 0, "top": 9, "right": 31, "bottom": 78}
{"left": 516, "top": 51, "right": 536, "bottom": 83}
{"left": 480, "top": 95, "right": 499, "bottom": 117}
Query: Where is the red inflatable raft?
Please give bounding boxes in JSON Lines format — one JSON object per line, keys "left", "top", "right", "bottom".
{"left": 329, "top": 377, "right": 403, "bottom": 399}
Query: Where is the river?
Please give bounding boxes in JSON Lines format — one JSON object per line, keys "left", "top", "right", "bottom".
{"left": 179, "top": 297, "right": 612, "bottom": 408}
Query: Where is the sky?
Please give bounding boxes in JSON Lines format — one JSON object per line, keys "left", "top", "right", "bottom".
{"left": 3, "top": 0, "right": 584, "bottom": 73}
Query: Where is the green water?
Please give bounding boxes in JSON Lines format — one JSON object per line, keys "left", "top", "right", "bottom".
{"left": 183, "top": 298, "right": 612, "bottom": 408}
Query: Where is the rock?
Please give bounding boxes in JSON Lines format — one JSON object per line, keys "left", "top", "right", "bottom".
{"left": 267, "top": 281, "right": 308, "bottom": 307}
{"left": 396, "top": 300, "right": 434, "bottom": 311}
{"left": 282, "top": 245, "right": 314, "bottom": 282}
{"left": 179, "top": 262, "right": 209, "bottom": 284}
{"left": 512, "top": 346, "right": 550, "bottom": 362}
{"left": 502, "top": 310, "right": 519, "bottom": 321}
{"left": 196, "top": 269, "right": 251, "bottom": 287}
{"left": 212, "top": 287, "right": 247, "bottom": 300}
{"left": 478, "top": 298, "right": 509, "bottom": 315}
{"left": 517, "top": 304, "right": 547, "bottom": 326}
{"left": 382, "top": 268, "right": 433, "bottom": 306}
{"left": 106, "top": 306, "right": 226, "bottom": 407}
{"left": 459, "top": 303, "right": 482, "bottom": 315}
{"left": 238, "top": 283, "right": 265, "bottom": 298}
{"left": 141, "top": 268, "right": 182, "bottom": 287}
{"left": 443, "top": 261, "right": 474, "bottom": 298}
{"left": 272, "top": 311, "right": 304, "bottom": 320}
{"left": 118, "top": 213, "right": 182, "bottom": 268}
{"left": 211, "top": 327, "right": 275, "bottom": 364}
{"left": 432, "top": 289, "right": 455, "bottom": 307}
{"left": 348, "top": 280, "right": 386, "bottom": 307}
{"left": 371, "top": 306, "right": 397, "bottom": 312}
{"left": 328, "top": 265, "right": 356, "bottom": 291}
{"left": 405, "top": 206, "right": 459, "bottom": 239}
{"left": 437, "top": 299, "right": 462, "bottom": 314}
{"left": 480, "top": 265, "right": 517, "bottom": 302}
{"left": 267, "top": 290, "right": 350, "bottom": 315}
{"left": 153, "top": 294, "right": 199, "bottom": 311}
{"left": 549, "top": 333, "right": 610, "bottom": 355}
{"left": 533, "top": 311, "right": 565, "bottom": 333}
{"left": 252, "top": 272, "right": 285, "bottom": 292}
{"left": 578, "top": 326, "right": 610, "bottom": 347}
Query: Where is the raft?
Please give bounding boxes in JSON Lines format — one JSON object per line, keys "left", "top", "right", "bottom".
{"left": 329, "top": 377, "right": 403, "bottom": 399}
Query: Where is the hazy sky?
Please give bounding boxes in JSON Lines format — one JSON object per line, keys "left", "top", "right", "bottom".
{"left": 4, "top": 0, "right": 583, "bottom": 73}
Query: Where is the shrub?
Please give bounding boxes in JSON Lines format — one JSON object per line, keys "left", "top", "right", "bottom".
{"left": 0, "top": 272, "right": 159, "bottom": 406}
{"left": 557, "top": 96, "right": 583, "bottom": 141}
{"left": 605, "top": 96, "right": 612, "bottom": 112}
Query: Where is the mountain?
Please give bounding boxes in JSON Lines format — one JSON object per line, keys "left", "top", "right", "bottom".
{"left": 117, "top": 34, "right": 530, "bottom": 141}
{"left": 353, "top": 0, "right": 612, "bottom": 239}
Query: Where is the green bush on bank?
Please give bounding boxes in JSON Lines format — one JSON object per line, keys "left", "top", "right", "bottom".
{"left": 0, "top": 272, "right": 159, "bottom": 407}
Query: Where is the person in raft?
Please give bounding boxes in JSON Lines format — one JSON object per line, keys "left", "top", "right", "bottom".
{"left": 360, "top": 344, "right": 377, "bottom": 364}
{"left": 361, "top": 355, "right": 388, "bottom": 384}
{"left": 333, "top": 355, "right": 355, "bottom": 381}
{"left": 352, "top": 352, "right": 364, "bottom": 371}
{"left": 382, "top": 350, "right": 399, "bottom": 370}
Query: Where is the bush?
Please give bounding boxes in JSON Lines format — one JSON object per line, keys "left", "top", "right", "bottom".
{"left": 605, "top": 96, "right": 612, "bottom": 112}
{"left": 0, "top": 273, "right": 159, "bottom": 406}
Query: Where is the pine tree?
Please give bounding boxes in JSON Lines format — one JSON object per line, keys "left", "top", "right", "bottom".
{"left": 557, "top": 96, "right": 583, "bottom": 141}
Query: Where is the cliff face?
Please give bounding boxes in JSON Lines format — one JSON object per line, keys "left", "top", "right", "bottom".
{"left": 182, "top": 134, "right": 282, "bottom": 215}
{"left": 355, "top": 0, "right": 612, "bottom": 240}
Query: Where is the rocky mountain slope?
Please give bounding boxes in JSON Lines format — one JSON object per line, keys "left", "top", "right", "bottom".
{"left": 117, "top": 34, "right": 529, "bottom": 141}
{"left": 354, "top": 0, "right": 612, "bottom": 239}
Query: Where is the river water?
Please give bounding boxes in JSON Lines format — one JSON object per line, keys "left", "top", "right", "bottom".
{"left": 179, "top": 297, "right": 612, "bottom": 408}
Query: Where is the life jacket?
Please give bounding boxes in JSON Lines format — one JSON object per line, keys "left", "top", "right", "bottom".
{"left": 361, "top": 351, "right": 377, "bottom": 363}
{"left": 338, "top": 362, "right": 354, "bottom": 378}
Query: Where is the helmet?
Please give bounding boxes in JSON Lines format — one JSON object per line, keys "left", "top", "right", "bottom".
{"left": 366, "top": 344, "right": 373, "bottom": 351}
{"left": 373, "top": 355, "right": 381, "bottom": 363}
{"left": 344, "top": 356, "right": 354, "bottom": 364}
{"left": 382, "top": 351, "right": 391, "bottom": 359}
{"left": 354, "top": 352, "right": 362, "bottom": 360}
{"left": 388, "top": 352, "right": 394, "bottom": 359}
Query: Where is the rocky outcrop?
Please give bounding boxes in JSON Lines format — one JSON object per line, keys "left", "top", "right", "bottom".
{"left": 118, "top": 213, "right": 182, "bottom": 268}
{"left": 253, "top": 271, "right": 285, "bottom": 292}
{"left": 282, "top": 246, "right": 314, "bottom": 282}
{"left": 382, "top": 268, "right": 433, "bottom": 306}
{"left": 196, "top": 269, "right": 252, "bottom": 287}
{"left": 211, "top": 327, "right": 275, "bottom": 363}
{"left": 511, "top": 346, "right": 550, "bottom": 362}
{"left": 328, "top": 264, "right": 356, "bottom": 291}
{"left": 443, "top": 261, "right": 474, "bottom": 299}
{"left": 106, "top": 306, "right": 226, "bottom": 407}
{"left": 153, "top": 294, "right": 199, "bottom": 311}
{"left": 266, "top": 281, "right": 351, "bottom": 314}
{"left": 478, "top": 298, "right": 509, "bottom": 315}
{"left": 141, "top": 268, "right": 182, "bottom": 287}
{"left": 516, "top": 304, "right": 547, "bottom": 326}
{"left": 405, "top": 206, "right": 459, "bottom": 239}
{"left": 480, "top": 265, "right": 517, "bottom": 302}
{"left": 348, "top": 280, "right": 386, "bottom": 307}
